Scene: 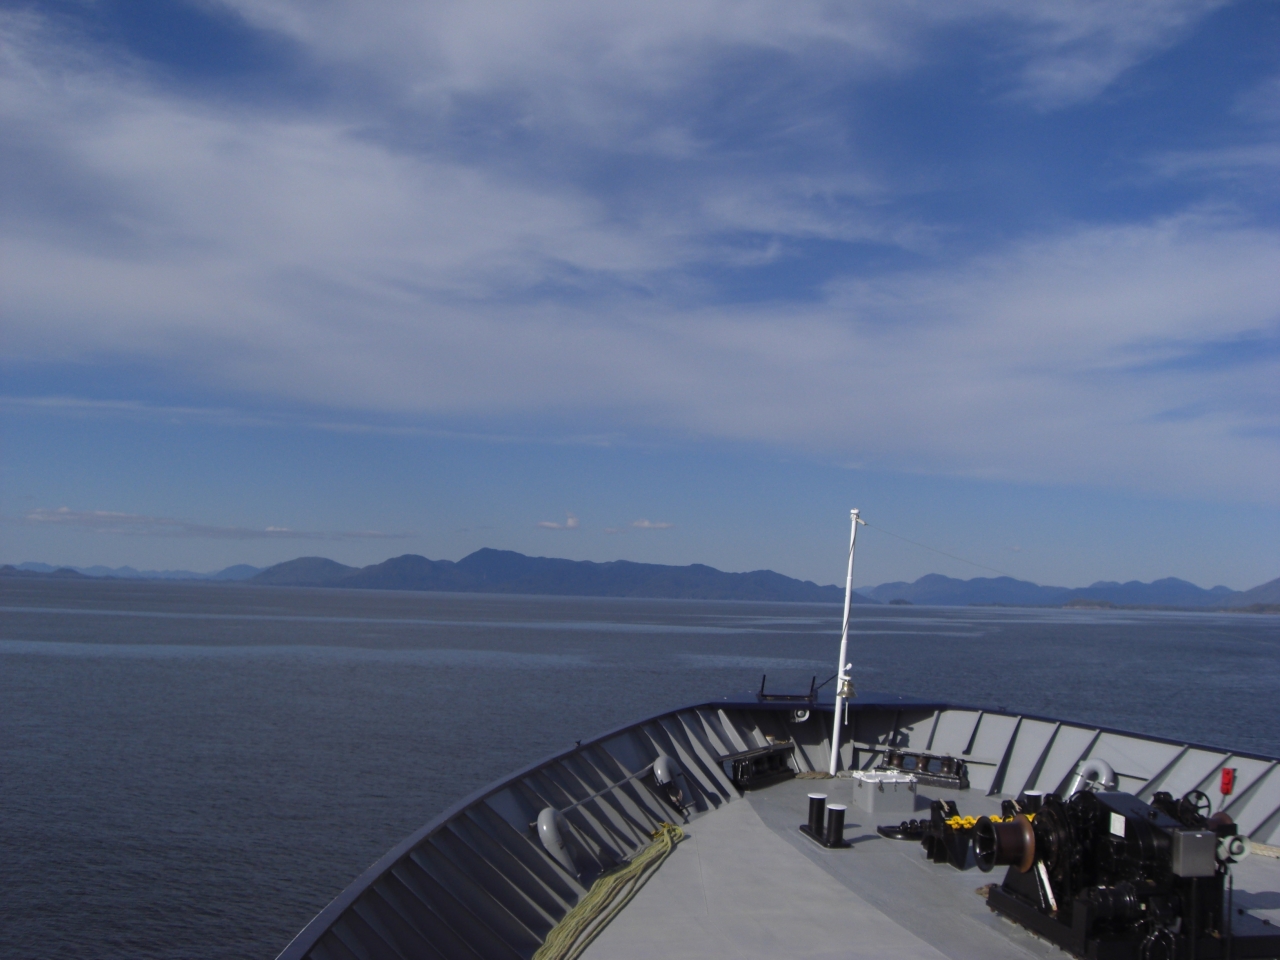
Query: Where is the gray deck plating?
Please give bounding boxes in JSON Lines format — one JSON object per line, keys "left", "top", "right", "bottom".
{"left": 585, "top": 776, "right": 1280, "bottom": 959}
{"left": 278, "top": 697, "right": 1280, "bottom": 960}
{"left": 581, "top": 791, "right": 961, "bottom": 960}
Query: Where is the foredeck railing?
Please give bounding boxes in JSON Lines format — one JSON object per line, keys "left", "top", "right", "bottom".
{"left": 277, "top": 696, "right": 1280, "bottom": 960}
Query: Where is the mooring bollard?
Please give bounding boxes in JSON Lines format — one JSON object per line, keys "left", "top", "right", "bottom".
{"left": 808, "top": 793, "right": 827, "bottom": 836}
{"left": 825, "top": 804, "right": 847, "bottom": 847}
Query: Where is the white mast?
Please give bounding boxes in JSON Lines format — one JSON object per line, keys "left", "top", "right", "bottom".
{"left": 828, "top": 508, "right": 865, "bottom": 776}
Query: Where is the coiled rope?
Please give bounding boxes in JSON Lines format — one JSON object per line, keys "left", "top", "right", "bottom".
{"left": 533, "top": 822, "right": 685, "bottom": 960}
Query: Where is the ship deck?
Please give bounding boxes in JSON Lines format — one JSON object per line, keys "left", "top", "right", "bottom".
{"left": 277, "top": 698, "right": 1280, "bottom": 960}
{"left": 585, "top": 776, "right": 1280, "bottom": 960}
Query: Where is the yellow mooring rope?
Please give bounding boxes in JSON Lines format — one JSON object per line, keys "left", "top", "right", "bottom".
{"left": 533, "top": 822, "right": 685, "bottom": 960}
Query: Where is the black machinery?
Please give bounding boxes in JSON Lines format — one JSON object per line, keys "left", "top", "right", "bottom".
{"left": 720, "top": 739, "right": 796, "bottom": 789}
{"left": 877, "top": 748, "right": 970, "bottom": 790}
{"left": 975, "top": 787, "right": 1273, "bottom": 960}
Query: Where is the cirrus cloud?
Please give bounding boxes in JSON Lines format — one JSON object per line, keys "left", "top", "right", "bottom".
{"left": 537, "top": 513, "right": 580, "bottom": 530}
{"left": 2, "top": 0, "right": 1277, "bottom": 513}
{"left": 23, "top": 508, "right": 409, "bottom": 541}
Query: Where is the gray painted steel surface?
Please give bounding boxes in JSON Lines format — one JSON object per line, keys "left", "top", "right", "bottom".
{"left": 277, "top": 696, "right": 1280, "bottom": 960}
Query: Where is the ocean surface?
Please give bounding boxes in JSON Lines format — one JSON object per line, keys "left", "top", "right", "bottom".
{"left": 2, "top": 578, "right": 1278, "bottom": 959}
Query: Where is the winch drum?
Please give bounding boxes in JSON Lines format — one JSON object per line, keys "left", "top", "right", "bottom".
{"left": 974, "top": 814, "right": 1035, "bottom": 874}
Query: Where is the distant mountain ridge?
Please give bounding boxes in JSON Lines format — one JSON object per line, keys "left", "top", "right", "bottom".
{"left": 9, "top": 562, "right": 260, "bottom": 581}
{"left": 251, "top": 548, "right": 864, "bottom": 603}
{"left": 1228, "top": 576, "right": 1280, "bottom": 608}
{"left": 6, "top": 552, "right": 1276, "bottom": 609}
{"left": 0, "top": 565, "right": 90, "bottom": 580}
{"left": 857, "top": 573, "right": 1273, "bottom": 608}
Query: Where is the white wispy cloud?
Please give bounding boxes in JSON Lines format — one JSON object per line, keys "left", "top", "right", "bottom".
{"left": 0, "top": 396, "right": 625, "bottom": 446}
{"left": 1144, "top": 73, "right": 1280, "bottom": 193}
{"left": 23, "top": 508, "right": 408, "bottom": 541}
{"left": 1151, "top": 145, "right": 1280, "bottom": 184}
{"left": 982, "top": 0, "right": 1227, "bottom": 107}
{"left": 2, "top": 2, "right": 1276, "bottom": 508}
{"left": 632, "top": 519, "right": 674, "bottom": 529}
{"left": 537, "top": 513, "right": 580, "bottom": 530}
{"left": 1234, "top": 72, "right": 1280, "bottom": 126}
{"left": 216, "top": 0, "right": 1222, "bottom": 110}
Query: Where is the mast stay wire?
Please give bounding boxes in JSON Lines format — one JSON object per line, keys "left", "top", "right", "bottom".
{"left": 858, "top": 520, "right": 1020, "bottom": 580}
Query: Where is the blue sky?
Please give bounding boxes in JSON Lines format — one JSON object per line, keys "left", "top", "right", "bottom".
{"left": 2, "top": 0, "right": 1278, "bottom": 589}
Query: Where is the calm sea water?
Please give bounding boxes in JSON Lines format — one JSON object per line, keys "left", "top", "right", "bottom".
{"left": 2, "top": 578, "right": 1277, "bottom": 959}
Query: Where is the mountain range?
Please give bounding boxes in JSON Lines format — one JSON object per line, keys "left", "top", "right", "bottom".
{"left": 5, "top": 551, "right": 1278, "bottom": 609}
{"left": 8, "top": 561, "right": 260, "bottom": 581}
{"left": 249, "top": 549, "right": 858, "bottom": 603}
{"left": 854, "top": 573, "right": 1275, "bottom": 608}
